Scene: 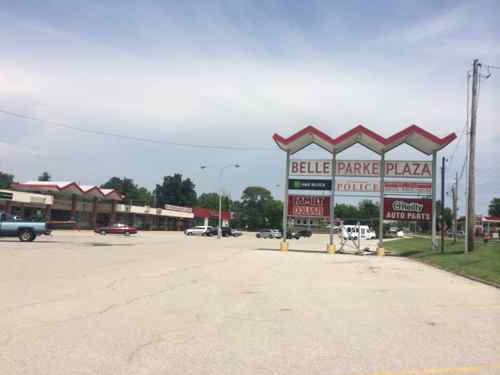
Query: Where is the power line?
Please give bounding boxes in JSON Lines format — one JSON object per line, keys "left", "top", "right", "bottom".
{"left": 446, "top": 71, "right": 470, "bottom": 182}
{"left": 0, "top": 109, "right": 276, "bottom": 152}
{"left": 447, "top": 123, "right": 467, "bottom": 174}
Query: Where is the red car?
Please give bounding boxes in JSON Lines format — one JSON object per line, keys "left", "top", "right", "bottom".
{"left": 95, "top": 223, "right": 138, "bottom": 235}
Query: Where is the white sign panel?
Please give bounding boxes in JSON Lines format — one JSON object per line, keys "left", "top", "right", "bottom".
{"left": 164, "top": 204, "right": 193, "bottom": 213}
{"left": 290, "top": 159, "right": 432, "bottom": 178}
{"left": 383, "top": 181, "right": 432, "bottom": 195}
{"left": 335, "top": 180, "right": 380, "bottom": 193}
{"left": 334, "top": 181, "right": 431, "bottom": 195}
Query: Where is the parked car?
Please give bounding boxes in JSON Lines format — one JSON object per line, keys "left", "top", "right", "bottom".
{"left": 185, "top": 226, "right": 213, "bottom": 236}
{"left": 286, "top": 230, "right": 301, "bottom": 239}
{"left": 270, "top": 229, "right": 282, "bottom": 238}
{"left": 256, "top": 229, "right": 281, "bottom": 239}
{"left": 95, "top": 223, "right": 138, "bottom": 235}
{"left": 447, "top": 230, "right": 465, "bottom": 238}
{"left": 297, "top": 229, "right": 312, "bottom": 238}
{"left": 0, "top": 211, "right": 50, "bottom": 242}
{"left": 215, "top": 227, "right": 233, "bottom": 237}
{"left": 231, "top": 229, "right": 243, "bottom": 237}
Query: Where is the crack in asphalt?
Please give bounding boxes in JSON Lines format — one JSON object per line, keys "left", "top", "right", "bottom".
{"left": 0, "top": 249, "right": 247, "bottom": 348}
{"left": 0, "top": 277, "right": 128, "bottom": 315}
{"left": 126, "top": 336, "right": 166, "bottom": 364}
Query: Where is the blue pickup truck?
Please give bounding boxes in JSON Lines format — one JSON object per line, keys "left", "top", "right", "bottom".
{"left": 0, "top": 212, "right": 50, "bottom": 242}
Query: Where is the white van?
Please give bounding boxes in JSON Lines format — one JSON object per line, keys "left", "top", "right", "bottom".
{"left": 342, "top": 225, "right": 376, "bottom": 240}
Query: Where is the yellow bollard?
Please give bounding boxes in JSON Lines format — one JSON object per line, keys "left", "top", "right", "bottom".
{"left": 376, "top": 247, "right": 385, "bottom": 256}
{"left": 327, "top": 244, "right": 336, "bottom": 254}
{"left": 280, "top": 242, "right": 289, "bottom": 251}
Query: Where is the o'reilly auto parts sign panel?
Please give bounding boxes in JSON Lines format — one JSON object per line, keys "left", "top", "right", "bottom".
{"left": 289, "top": 159, "right": 432, "bottom": 178}
{"left": 383, "top": 198, "right": 432, "bottom": 221}
{"left": 288, "top": 195, "right": 330, "bottom": 217}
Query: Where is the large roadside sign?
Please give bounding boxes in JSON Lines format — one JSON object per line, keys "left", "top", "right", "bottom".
{"left": 383, "top": 198, "right": 432, "bottom": 221}
{"left": 288, "top": 195, "right": 330, "bottom": 217}
{"left": 290, "top": 159, "right": 432, "bottom": 178}
{"left": 288, "top": 179, "right": 332, "bottom": 191}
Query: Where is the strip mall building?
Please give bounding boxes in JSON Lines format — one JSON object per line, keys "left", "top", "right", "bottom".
{"left": 1, "top": 181, "right": 230, "bottom": 230}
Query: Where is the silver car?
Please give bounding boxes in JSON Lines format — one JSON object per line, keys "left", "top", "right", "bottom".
{"left": 256, "top": 229, "right": 282, "bottom": 239}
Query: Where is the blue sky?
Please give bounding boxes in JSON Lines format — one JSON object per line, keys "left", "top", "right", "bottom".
{"left": 0, "top": 0, "right": 499, "bottom": 213}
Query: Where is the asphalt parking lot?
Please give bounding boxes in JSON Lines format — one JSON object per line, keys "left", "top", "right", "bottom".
{"left": 1, "top": 231, "right": 499, "bottom": 375}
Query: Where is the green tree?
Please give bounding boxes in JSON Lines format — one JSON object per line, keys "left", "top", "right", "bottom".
{"left": 0, "top": 171, "right": 14, "bottom": 189}
{"left": 236, "top": 186, "right": 282, "bottom": 230}
{"left": 436, "top": 200, "right": 453, "bottom": 229}
{"left": 38, "top": 172, "right": 51, "bottom": 181}
{"left": 488, "top": 198, "right": 500, "bottom": 216}
{"left": 101, "top": 177, "right": 153, "bottom": 206}
{"left": 266, "top": 199, "right": 284, "bottom": 229}
{"left": 196, "top": 192, "right": 232, "bottom": 211}
{"left": 155, "top": 174, "right": 197, "bottom": 207}
{"left": 357, "top": 200, "right": 379, "bottom": 219}
{"left": 334, "top": 203, "right": 358, "bottom": 220}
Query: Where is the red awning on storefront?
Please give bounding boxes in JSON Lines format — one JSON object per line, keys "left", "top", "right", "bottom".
{"left": 193, "top": 208, "right": 231, "bottom": 221}
{"left": 483, "top": 216, "right": 500, "bottom": 223}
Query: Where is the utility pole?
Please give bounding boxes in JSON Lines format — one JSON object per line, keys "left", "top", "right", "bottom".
{"left": 452, "top": 172, "right": 458, "bottom": 244}
{"left": 281, "top": 152, "right": 290, "bottom": 251}
{"left": 431, "top": 151, "right": 437, "bottom": 250}
{"left": 441, "top": 157, "right": 446, "bottom": 253}
{"left": 467, "top": 59, "right": 480, "bottom": 252}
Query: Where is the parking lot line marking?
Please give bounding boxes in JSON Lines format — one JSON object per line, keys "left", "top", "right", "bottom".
{"left": 354, "top": 362, "right": 500, "bottom": 375}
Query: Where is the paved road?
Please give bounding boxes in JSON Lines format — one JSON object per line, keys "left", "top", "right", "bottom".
{"left": 1, "top": 231, "right": 499, "bottom": 375}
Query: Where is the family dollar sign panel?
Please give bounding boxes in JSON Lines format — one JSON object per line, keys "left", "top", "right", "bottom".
{"left": 383, "top": 198, "right": 432, "bottom": 221}
{"left": 288, "top": 195, "right": 330, "bottom": 217}
{"left": 289, "top": 159, "right": 432, "bottom": 178}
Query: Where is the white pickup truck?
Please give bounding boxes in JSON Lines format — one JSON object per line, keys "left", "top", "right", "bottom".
{"left": 0, "top": 212, "right": 50, "bottom": 242}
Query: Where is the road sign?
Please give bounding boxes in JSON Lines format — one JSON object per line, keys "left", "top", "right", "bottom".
{"left": 288, "top": 195, "right": 330, "bottom": 217}
{"left": 383, "top": 198, "right": 432, "bottom": 221}
{"left": 288, "top": 179, "right": 332, "bottom": 191}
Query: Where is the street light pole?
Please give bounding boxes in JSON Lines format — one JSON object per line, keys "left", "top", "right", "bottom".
{"left": 201, "top": 164, "right": 240, "bottom": 239}
{"left": 218, "top": 168, "right": 223, "bottom": 239}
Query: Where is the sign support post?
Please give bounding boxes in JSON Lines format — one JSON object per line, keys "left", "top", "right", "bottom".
{"left": 328, "top": 152, "right": 337, "bottom": 253}
{"left": 281, "top": 152, "right": 290, "bottom": 251}
{"left": 431, "top": 151, "right": 437, "bottom": 250}
{"left": 377, "top": 152, "right": 385, "bottom": 256}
